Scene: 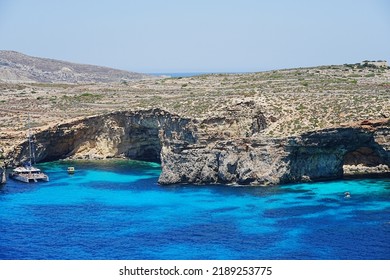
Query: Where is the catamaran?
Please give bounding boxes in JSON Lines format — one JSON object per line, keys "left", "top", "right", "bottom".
{"left": 9, "top": 114, "right": 49, "bottom": 183}
{"left": 10, "top": 165, "right": 49, "bottom": 183}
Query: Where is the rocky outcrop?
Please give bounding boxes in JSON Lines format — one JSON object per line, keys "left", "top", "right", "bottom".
{"left": 159, "top": 118, "right": 390, "bottom": 185}
{"left": 8, "top": 110, "right": 390, "bottom": 186}
{"left": 159, "top": 124, "right": 390, "bottom": 185}
{"left": 343, "top": 164, "right": 390, "bottom": 177}
{"left": 282, "top": 126, "right": 390, "bottom": 182}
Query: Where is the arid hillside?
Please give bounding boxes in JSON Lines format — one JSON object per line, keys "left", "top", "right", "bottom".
{"left": 0, "top": 60, "right": 389, "bottom": 160}
{"left": 0, "top": 50, "right": 152, "bottom": 83}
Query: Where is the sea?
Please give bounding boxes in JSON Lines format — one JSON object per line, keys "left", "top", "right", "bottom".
{"left": 0, "top": 160, "right": 389, "bottom": 260}
{"left": 151, "top": 72, "right": 211, "bottom": 77}
{"left": 150, "top": 72, "right": 252, "bottom": 78}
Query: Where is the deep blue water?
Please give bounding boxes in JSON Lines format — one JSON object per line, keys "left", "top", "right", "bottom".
{"left": 0, "top": 160, "right": 389, "bottom": 260}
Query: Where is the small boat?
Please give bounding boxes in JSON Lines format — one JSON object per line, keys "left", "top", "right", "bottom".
{"left": 67, "top": 167, "right": 75, "bottom": 174}
{"left": 10, "top": 114, "right": 49, "bottom": 183}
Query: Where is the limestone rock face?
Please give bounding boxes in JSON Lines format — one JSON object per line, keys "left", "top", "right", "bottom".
{"left": 158, "top": 125, "right": 390, "bottom": 185}
{"left": 10, "top": 109, "right": 194, "bottom": 164}
{"left": 8, "top": 110, "right": 390, "bottom": 186}
{"left": 158, "top": 137, "right": 289, "bottom": 185}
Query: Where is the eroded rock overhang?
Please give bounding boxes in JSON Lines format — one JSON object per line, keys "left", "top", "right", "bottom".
{"left": 9, "top": 109, "right": 195, "bottom": 163}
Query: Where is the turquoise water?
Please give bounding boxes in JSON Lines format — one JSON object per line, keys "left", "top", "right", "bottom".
{"left": 0, "top": 160, "right": 389, "bottom": 260}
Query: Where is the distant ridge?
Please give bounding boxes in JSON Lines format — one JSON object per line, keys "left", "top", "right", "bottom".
{"left": 0, "top": 50, "right": 151, "bottom": 83}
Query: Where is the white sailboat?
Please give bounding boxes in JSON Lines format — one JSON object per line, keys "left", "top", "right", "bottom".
{"left": 9, "top": 114, "right": 49, "bottom": 183}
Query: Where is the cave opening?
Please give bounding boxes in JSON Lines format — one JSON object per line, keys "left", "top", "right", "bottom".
{"left": 122, "top": 138, "right": 162, "bottom": 164}
{"left": 342, "top": 146, "right": 387, "bottom": 177}
{"left": 119, "top": 125, "right": 162, "bottom": 164}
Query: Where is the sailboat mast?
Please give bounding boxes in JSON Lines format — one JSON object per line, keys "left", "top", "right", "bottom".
{"left": 27, "top": 113, "right": 33, "bottom": 165}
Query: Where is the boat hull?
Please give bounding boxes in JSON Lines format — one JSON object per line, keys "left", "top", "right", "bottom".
{"left": 10, "top": 173, "right": 49, "bottom": 183}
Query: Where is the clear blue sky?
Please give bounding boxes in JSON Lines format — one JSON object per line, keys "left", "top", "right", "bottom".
{"left": 0, "top": 0, "right": 389, "bottom": 73}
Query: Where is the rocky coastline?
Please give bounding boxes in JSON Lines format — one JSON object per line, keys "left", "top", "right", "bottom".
{"left": 6, "top": 109, "right": 390, "bottom": 186}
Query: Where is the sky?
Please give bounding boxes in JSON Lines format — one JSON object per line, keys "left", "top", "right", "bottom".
{"left": 0, "top": 0, "right": 389, "bottom": 73}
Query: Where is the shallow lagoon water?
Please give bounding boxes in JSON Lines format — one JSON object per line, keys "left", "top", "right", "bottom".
{"left": 0, "top": 160, "right": 389, "bottom": 260}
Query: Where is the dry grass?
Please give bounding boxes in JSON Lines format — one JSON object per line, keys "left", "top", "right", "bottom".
{"left": 1, "top": 63, "right": 389, "bottom": 156}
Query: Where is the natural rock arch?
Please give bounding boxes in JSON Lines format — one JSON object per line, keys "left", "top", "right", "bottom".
{"left": 284, "top": 127, "right": 390, "bottom": 183}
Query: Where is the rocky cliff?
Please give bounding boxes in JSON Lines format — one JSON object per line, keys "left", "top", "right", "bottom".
{"left": 159, "top": 120, "right": 390, "bottom": 185}
{"left": 8, "top": 109, "right": 390, "bottom": 186}
{"left": 8, "top": 109, "right": 193, "bottom": 162}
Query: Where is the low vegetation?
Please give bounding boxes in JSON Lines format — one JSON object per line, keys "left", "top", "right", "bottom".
{"left": 0, "top": 63, "right": 389, "bottom": 153}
